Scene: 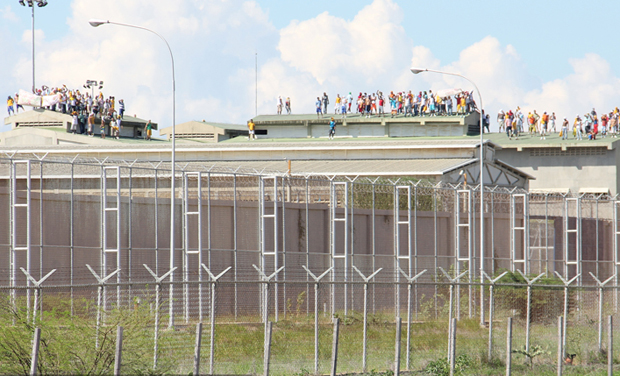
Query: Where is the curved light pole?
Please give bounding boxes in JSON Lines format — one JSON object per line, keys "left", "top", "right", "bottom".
{"left": 90, "top": 19, "right": 177, "bottom": 328}
{"left": 19, "top": 0, "right": 48, "bottom": 93}
{"left": 410, "top": 67, "right": 486, "bottom": 326}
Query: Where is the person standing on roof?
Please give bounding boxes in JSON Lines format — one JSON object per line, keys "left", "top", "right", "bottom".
{"left": 322, "top": 93, "right": 329, "bottom": 114}
{"left": 316, "top": 97, "right": 323, "bottom": 118}
{"left": 347, "top": 92, "right": 352, "bottom": 113}
{"left": 277, "top": 96, "right": 283, "bottom": 115}
{"left": 87, "top": 111, "right": 95, "bottom": 136}
{"left": 575, "top": 115, "right": 583, "bottom": 140}
{"left": 540, "top": 111, "right": 549, "bottom": 140}
{"left": 247, "top": 118, "right": 256, "bottom": 140}
{"left": 71, "top": 111, "right": 79, "bottom": 134}
{"left": 561, "top": 118, "right": 570, "bottom": 140}
{"left": 497, "top": 109, "right": 505, "bottom": 133}
{"left": 7, "top": 96, "right": 14, "bottom": 116}
{"left": 285, "top": 97, "right": 291, "bottom": 114}
{"left": 144, "top": 120, "right": 153, "bottom": 141}
{"left": 118, "top": 99, "right": 125, "bottom": 119}
{"left": 335, "top": 94, "right": 341, "bottom": 114}
{"left": 328, "top": 117, "right": 336, "bottom": 140}
{"left": 78, "top": 110, "right": 86, "bottom": 134}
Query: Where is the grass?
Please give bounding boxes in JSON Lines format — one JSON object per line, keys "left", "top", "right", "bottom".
{"left": 2, "top": 292, "right": 620, "bottom": 375}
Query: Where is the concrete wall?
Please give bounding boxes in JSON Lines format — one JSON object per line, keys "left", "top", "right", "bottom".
{"left": 254, "top": 114, "right": 479, "bottom": 139}
{"left": 2, "top": 184, "right": 613, "bottom": 290}
{"left": 0, "top": 187, "right": 519, "bottom": 287}
{"left": 496, "top": 147, "right": 618, "bottom": 195}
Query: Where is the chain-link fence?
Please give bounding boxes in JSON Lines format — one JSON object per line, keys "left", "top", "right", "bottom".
{"left": 3, "top": 155, "right": 620, "bottom": 373}
{"left": 2, "top": 280, "right": 620, "bottom": 375}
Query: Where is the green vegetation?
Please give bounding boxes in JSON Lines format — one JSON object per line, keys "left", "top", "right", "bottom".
{"left": 0, "top": 289, "right": 617, "bottom": 375}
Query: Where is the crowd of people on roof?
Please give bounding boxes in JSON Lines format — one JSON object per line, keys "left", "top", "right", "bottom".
{"left": 311, "top": 91, "right": 477, "bottom": 119}
{"left": 271, "top": 91, "right": 478, "bottom": 119}
{"left": 7, "top": 85, "right": 126, "bottom": 139}
{"left": 497, "top": 107, "right": 619, "bottom": 141}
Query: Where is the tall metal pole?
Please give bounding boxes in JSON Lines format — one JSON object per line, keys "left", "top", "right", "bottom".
{"left": 31, "top": 5, "right": 35, "bottom": 93}
{"left": 89, "top": 18, "right": 176, "bottom": 328}
{"left": 410, "top": 67, "right": 484, "bottom": 324}
{"left": 255, "top": 51, "right": 258, "bottom": 116}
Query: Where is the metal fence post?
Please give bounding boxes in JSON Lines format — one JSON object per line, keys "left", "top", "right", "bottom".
{"left": 557, "top": 316, "right": 563, "bottom": 376}
{"left": 590, "top": 272, "right": 615, "bottom": 352}
{"left": 331, "top": 318, "right": 340, "bottom": 376}
{"left": 555, "top": 271, "right": 580, "bottom": 352}
{"left": 143, "top": 264, "right": 176, "bottom": 370}
{"left": 439, "top": 267, "right": 467, "bottom": 360}
{"left": 352, "top": 265, "right": 382, "bottom": 373}
{"left": 608, "top": 315, "right": 613, "bottom": 376}
{"left": 449, "top": 317, "right": 456, "bottom": 376}
{"left": 302, "top": 265, "right": 332, "bottom": 375}
{"left": 398, "top": 267, "right": 427, "bottom": 370}
{"left": 263, "top": 321, "right": 273, "bottom": 376}
{"left": 395, "top": 316, "right": 402, "bottom": 376}
{"left": 518, "top": 270, "right": 544, "bottom": 353}
{"left": 506, "top": 317, "right": 512, "bottom": 376}
{"left": 201, "top": 264, "right": 232, "bottom": 375}
{"left": 86, "top": 264, "right": 120, "bottom": 349}
{"left": 194, "top": 322, "right": 203, "bottom": 376}
{"left": 29, "top": 327, "right": 41, "bottom": 376}
{"left": 20, "top": 267, "right": 56, "bottom": 325}
{"left": 483, "top": 271, "right": 508, "bottom": 360}
{"left": 114, "top": 326, "right": 123, "bottom": 376}
{"left": 253, "top": 264, "right": 284, "bottom": 324}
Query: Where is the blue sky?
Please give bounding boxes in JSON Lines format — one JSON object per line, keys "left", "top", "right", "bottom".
{"left": 2, "top": 0, "right": 620, "bottom": 133}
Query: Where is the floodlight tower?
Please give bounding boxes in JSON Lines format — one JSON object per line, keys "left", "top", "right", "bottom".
{"left": 83, "top": 80, "right": 104, "bottom": 99}
{"left": 18, "top": 0, "right": 48, "bottom": 94}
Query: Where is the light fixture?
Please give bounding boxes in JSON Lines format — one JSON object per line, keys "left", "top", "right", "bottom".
{"left": 89, "top": 17, "right": 177, "bottom": 328}
{"left": 410, "top": 66, "right": 486, "bottom": 326}
{"left": 19, "top": 0, "right": 47, "bottom": 93}
{"left": 89, "top": 19, "right": 109, "bottom": 27}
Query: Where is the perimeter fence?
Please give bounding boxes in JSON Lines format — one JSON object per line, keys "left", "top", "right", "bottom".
{"left": 2, "top": 155, "right": 620, "bottom": 374}
{"left": 3, "top": 279, "right": 620, "bottom": 375}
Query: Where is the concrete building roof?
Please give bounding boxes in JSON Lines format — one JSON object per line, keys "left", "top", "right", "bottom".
{"left": 159, "top": 120, "right": 247, "bottom": 141}
{"left": 252, "top": 112, "right": 473, "bottom": 124}
{"left": 195, "top": 158, "right": 475, "bottom": 176}
{"left": 483, "top": 132, "right": 617, "bottom": 150}
{"left": 4, "top": 108, "right": 157, "bottom": 130}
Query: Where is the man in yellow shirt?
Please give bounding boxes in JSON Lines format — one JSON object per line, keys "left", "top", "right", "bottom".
{"left": 247, "top": 119, "right": 256, "bottom": 140}
{"left": 7, "top": 96, "right": 15, "bottom": 116}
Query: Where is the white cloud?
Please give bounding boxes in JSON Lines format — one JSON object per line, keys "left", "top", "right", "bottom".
{"left": 522, "top": 53, "right": 620, "bottom": 119}
{"left": 1, "top": 5, "right": 19, "bottom": 22}
{"left": 5, "top": 0, "right": 620, "bottom": 136}
{"left": 278, "top": 0, "right": 410, "bottom": 87}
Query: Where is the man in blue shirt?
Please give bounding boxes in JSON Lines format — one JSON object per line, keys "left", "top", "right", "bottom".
{"left": 329, "top": 117, "right": 336, "bottom": 140}
{"left": 316, "top": 97, "right": 323, "bottom": 118}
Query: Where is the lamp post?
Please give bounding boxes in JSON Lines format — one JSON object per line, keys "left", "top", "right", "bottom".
{"left": 89, "top": 19, "right": 177, "bottom": 328}
{"left": 410, "top": 67, "right": 486, "bottom": 326}
{"left": 18, "top": 0, "right": 48, "bottom": 93}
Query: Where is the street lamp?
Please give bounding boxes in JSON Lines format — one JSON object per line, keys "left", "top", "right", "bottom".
{"left": 18, "top": 0, "right": 48, "bottom": 94}
{"left": 410, "top": 67, "right": 486, "bottom": 325}
{"left": 89, "top": 18, "right": 177, "bottom": 328}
